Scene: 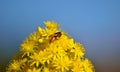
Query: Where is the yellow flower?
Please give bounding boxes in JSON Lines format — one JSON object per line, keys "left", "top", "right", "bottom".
{"left": 30, "top": 51, "right": 46, "bottom": 67}
{"left": 53, "top": 56, "right": 72, "bottom": 72}
{"left": 6, "top": 21, "right": 95, "bottom": 72}
{"left": 20, "top": 41, "right": 35, "bottom": 57}
{"left": 6, "top": 60, "right": 21, "bottom": 72}
{"left": 44, "top": 21, "right": 59, "bottom": 36}
{"left": 6, "top": 59, "right": 26, "bottom": 72}
{"left": 21, "top": 41, "right": 35, "bottom": 51}
{"left": 37, "top": 26, "right": 46, "bottom": 36}
{"left": 57, "top": 34, "right": 75, "bottom": 51}
{"left": 70, "top": 43, "right": 85, "bottom": 59}
{"left": 82, "top": 59, "right": 95, "bottom": 72}
{"left": 46, "top": 43, "right": 66, "bottom": 60}
{"left": 44, "top": 21, "right": 59, "bottom": 29}
{"left": 72, "top": 58, "right": 83, "bottom": 72}
{"left": 72, "top": 58, "right": 95, "bottom": 72}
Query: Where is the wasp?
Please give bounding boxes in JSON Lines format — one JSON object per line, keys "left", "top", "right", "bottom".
{"left": 49, "top": 32, "right": 62, "bottom": 43}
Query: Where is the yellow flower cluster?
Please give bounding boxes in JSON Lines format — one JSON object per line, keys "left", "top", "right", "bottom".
{"left": 6, "top": 21, "right": 95, "bottom": 72}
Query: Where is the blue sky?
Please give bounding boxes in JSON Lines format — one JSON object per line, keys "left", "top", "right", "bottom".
{"left": 0, "top": 0, "right": 120, "bottom": 72}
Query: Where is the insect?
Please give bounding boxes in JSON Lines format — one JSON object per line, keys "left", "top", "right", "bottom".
{"left": 49, "top": 32, "right": 62, "bottom": 43}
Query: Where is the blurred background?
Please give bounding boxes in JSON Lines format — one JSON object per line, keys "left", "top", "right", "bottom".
{"left": 0, "top": 0, "right": 120, "bottom": 72}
